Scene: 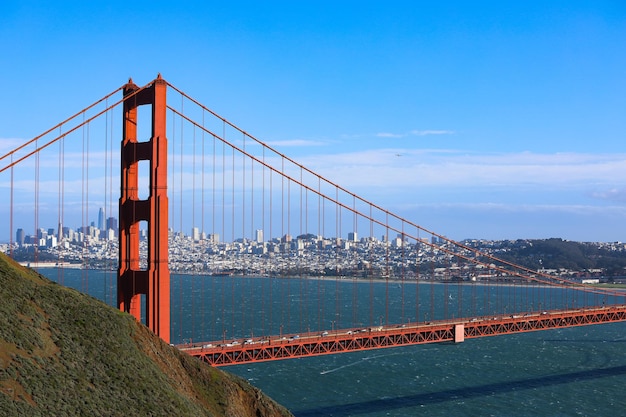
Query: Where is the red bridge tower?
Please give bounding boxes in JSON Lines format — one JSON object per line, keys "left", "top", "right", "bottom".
{"left": 117, "top": 75, "right": 170, "bottom": 343}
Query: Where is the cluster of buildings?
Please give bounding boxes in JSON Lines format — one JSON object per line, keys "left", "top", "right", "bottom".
{"left": 4, "top": 211, "right": 625, "bottom": 283}
{"left": 14, "top": 208, "right": 118, "bottom": 250}
{"left": 167, "top": 229, "right": 421, "bottom": 277}
{"left": 5, "top": 215, "right": 454, "bottom": 278}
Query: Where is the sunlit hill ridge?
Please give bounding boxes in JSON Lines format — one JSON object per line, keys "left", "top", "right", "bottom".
{"left": 0, "top": 252, "right": 292, "bottom": 417}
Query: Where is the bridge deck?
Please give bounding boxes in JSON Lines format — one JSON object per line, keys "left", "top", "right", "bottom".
{"left": 178, "top": 305, "right": 626, "bottom": 366}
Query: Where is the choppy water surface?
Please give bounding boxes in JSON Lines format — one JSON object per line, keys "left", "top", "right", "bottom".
{"left": 42, "top": 268, "right": 626, "bottom": 416}
{"left": 229, "top": 324, "right": 626, "bottom": 416}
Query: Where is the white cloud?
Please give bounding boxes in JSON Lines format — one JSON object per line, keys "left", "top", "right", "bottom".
{"left": 590, "top": 188, "right": 626, "bottom": 202}
{"left": 410, "top": 130, "right": 455, "bottom": 136}
{"left": 293, "top": 149, "right": 626, "bottom": 191}
{"left": 376, "top": 132, "right": 404, "bottom": 138}
{"left": 397, "top": 201, "right": 626, "bottom": 216}
{"left": 0, "top": 138, "right": 26, "bottom": 154}
{"left": 375, "top": 130, "right": 455, "bottom": 139}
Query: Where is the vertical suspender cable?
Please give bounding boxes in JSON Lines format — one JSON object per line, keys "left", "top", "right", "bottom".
{"left": 34, "top": 141, "right": 40, "bottom": 269}
{"left": 401, "top": 221, "right": 405, "bottom": 324}
{"left": 268, "top": 160, "right": 273, "bottom": 335}
{"left": 85, "top": 121, "right": 90, "bottom": 293}
{"left": 483, "top": 269, "right": 491, "bottom": 315}
{"left": 221, "top": 126, "right": 226, "bottom": 340}
{"left": 352, "top": 195, "right": 357, "bottom": 328}
{"left": 9, "top": 154, "right": 13, "bottom": 259}
{"left": 470, "top": 264, "right": 477, "bottom": 318}
{"left": 103, "top": 104, "right": 108, "bottom": 302}
{"left": 335, "top": 187, "right": 340, "bottom": 329}
{"left": 211, "top": 133, "right": 217, "bottom": 340}
{"left": 494, "top": 265, "right": 500, "bottom": 315}
{"left": 60, "top": 126, "right": 65, "bottom": 286}
{"left": 299, "top": 168, "right": 304, "bottom": 333}
{"left": 415, "top": 226, "right": 420, "bottom": 323}
{"left": 443, "top": 250, "right": 449, "bottom": 320}
{"left": 249, "top": 136, "right": 256, "bottom": 335}
{"left": 80, "top": 118, "right": 86, "bottom": 289}
{"left": 230, "top": 140, "right": 235, "bottom": 338}
{"left": 457, "top": 258, "right": 463, "bottom": 319}
{"left": 429, "top": 240, "right": 435, "bottom": 322}
{"left": 280, "top": 158, "right": 285, "bottom": 330}
{"left": 241, "top": 132, "right": 247, "bottom": 335}
{"left": 385, "top": 213, "right": 389, "bottom": 325}
{"left": 34, "top": 137, "right": 39, "bottom": 266}
{"left": 261, "top": 147, "right": 266, "bottom": 336}
{"left": 201, "top": 110, "right": 206, "bottom": 340}
{"left": 317, "top": 178, "right": 322, "bottom": 331}
{"left": 192, "top": 122, "right": 196, "bottom": 342}
{"left": 108, "top": 106, "right": 114, "bottom": 304}
{"left": 510, "top": 266, "right": 516, "bottom": 315}
{"left": 369, "top": 204, "right": 374, "bottom": 326}
{"left": 287, "top": 171, "right": 292, "bottom": 332}
{"left": 180, "top": 97, "right": 184, "bottom": 341}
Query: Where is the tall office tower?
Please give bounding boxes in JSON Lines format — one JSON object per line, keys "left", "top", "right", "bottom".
{"left": 106, "top": 217, "right": 118, "bottom": 237}
{"left": 192, "top": 227, "right": 200, "bottom": 241}
{"left": 98, "top": 207, "right": 105, "bottom": 231}
{"left": 16, "top": 228, "right": 25, "bottom": 246}
{"left": 348, "top": 232, "right": 358, "bottom": 242}
{"left": 255, "top": 229, "right": 263, "bottom": 243}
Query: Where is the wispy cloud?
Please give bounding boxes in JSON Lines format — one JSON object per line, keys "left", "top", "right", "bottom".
{"left": 376, "top": 132, "right": 404, "bottom": 138}
{"left": 410, "top": 130, "right": 455, "bottom": 136}
{"left": 376, "top": 130, "right": 455, "bottom": 139}
{"left": 0, "top": 138, "right": 27, "bottom": 155}
{"left": 590, "top": 188, "right": 626, "bottom": 203}
{"left": 294, "top": 149, "right": 626, "bottom": 191}
{"left": 397, "top": 201, "right": 626, "bottom": 216}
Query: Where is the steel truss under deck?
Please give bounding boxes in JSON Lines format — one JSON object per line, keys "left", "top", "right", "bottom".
{"left": 179, "top": 305, "right": 626, "bottom": 366}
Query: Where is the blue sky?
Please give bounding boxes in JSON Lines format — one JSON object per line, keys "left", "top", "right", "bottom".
{"left": 1, "top": 1, "right": 625, "bottom": 242}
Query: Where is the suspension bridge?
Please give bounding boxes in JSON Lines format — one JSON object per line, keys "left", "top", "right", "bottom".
{"left": 1, "top": 75, "right": 625, "bottom": 366}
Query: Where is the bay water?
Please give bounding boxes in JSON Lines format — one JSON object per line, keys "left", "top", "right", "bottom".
{"left": 40, "top": 268, "right": 626, "bottom": 416}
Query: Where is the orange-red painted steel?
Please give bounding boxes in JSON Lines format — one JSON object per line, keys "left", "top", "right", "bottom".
{"left": 180, "top": 305, "right": 626, "bottom": 366}
{"left": 118, "top": 75, "right": 170, "bottom": 343}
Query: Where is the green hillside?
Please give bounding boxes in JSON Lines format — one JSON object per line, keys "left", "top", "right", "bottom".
{"left": 0, "top": 253, "right": 292, "bottom": 417}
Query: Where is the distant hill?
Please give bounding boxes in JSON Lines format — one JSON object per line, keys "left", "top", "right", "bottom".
{"left": 491, "top": 238, "right": 626, "bottom": 275}
{"left": 0, "top": 253, "right": 293, "bottom": 417}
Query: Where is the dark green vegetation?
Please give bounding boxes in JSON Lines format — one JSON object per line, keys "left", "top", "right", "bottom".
{"left": 0, "top": 253, "right": 292, "bottom": 417}
{"left": 489, "top": 239, "right": 626, "bottom": 276}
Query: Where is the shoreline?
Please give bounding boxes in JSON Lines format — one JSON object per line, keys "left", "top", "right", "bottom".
{"left": 20, "top": 261, "right": 83, "bottom": 269}
{"left": 28, "top": 264, "right": 626, "bottom": 290}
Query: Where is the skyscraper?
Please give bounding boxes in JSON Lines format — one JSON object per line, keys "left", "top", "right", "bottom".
{"left": 98, "top": 207, "right": 105, "bottom": 231}
{"left": 106, "top": 217, "right": 118, "bottom": 237}
{"left": 16, "top": 228, "right": 24, "bottom": 246}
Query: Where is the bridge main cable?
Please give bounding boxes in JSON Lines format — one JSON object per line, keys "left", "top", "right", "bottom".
{"left": 165, "top": 96, "right": 622, "bottom": 298}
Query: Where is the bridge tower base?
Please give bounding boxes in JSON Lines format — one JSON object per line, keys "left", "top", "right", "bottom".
{"left": 117, "top": 75, "right": 170, "bottom": 343}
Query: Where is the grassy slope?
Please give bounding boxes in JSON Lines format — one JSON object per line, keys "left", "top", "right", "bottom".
{"left": 0, "top": 254, "right": 292, "bottom": 417}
